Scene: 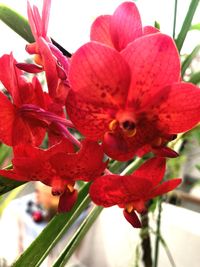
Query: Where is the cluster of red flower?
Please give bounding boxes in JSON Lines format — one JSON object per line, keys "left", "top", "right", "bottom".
{"left": 0, "top": 1, "right": 199, "bottom": 227}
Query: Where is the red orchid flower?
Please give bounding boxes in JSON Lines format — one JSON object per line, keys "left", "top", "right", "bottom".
{"left": 66, "top": 33, "right": 200, "bottom": 161}
{"left": 18, "top": 0, "right": 70, "bottom": 103}
{"left": 0, "top": 139, "right": 107, "bottom": 212}
{"left": 89, "top": 157, "right": 181, "bottom": 228}
{"left": 90, "top": 1, "right": 158, "bottom": 51}
{"left": 0, "top": 53, "right": 46, "bottom": 146}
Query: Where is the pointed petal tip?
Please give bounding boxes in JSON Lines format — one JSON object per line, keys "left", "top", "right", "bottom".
{"left": 123, "top": 209, "right": 141, "bottom": 228}
{"left": 155, "top": 147, "right": 179, "bottom": 158}
{"left": 57, "top": 189, "right": 78, "bottom": 213}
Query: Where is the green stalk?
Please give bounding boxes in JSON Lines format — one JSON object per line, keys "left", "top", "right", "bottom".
{"left": 188, "top": 71, "right": 200, "bottom": 84}
{"left": 175, "top": 0, "right": 200, "bottom": 52}
{"left": 181, "top": 44, "right": 200, "bottom": 77}
{"left": 109, "top": 160, "right": 123, "bottom": 173}
{"left": 140, "top": 212, "right": 152, "bottom": 267}
{"left": 121, "top": 157, "right": 144, "bottom": 175}
{"left": 158, "top": 235, "right": 176, "bottom": 267}
{"left": 153, "top": 198, "right": 162, "bottom": 267}
{"left": 173, "top": 0, "right": 178, "bottom": 39}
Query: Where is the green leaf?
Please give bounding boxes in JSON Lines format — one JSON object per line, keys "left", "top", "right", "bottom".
{"left": 154, "top": 21, "right": 160, "bottom": 30}
{"left": 120, "top": 157, "right": 147, "bottom": 175}
{"left": 175, "top": 0, "right": 200, "bottom": 52}
{"left": 52, "top": 206, "right": 103, "bottom": 267}
{"left": 0, "top": 4, "right": 34, "bottom": 43}
{"left": 195, "top": 164, "right": 200, "bottom": 171}
{"left": 0, "top": 184, "right": 26, "bottom": 215}
{"left": 0, "top": 176, "right": 25, "bottom": 196}
{"left": 13, "top": 183, "right": 91, "bottom": 267}
{"left": 188, "top": 71, "right": 200, "bottom": 84}
{"left": 181, "top": 44, "right": 200, "bottom": 77}
{"left": 172, "top": 0, "right": 178, "bottom": 39}
{"left": 190, "top": 23, "right": 200, "bottom": 30}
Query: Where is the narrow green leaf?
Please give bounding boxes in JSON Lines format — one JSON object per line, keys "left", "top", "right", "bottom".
{"left": 0, "top": 184, "right": 26, "bottom": 215}
{"left": 120, "top": 157, "right": 146, "bottom": 175}
{"left": 173, "top": 0, "right": 178, "bottom": 39}
{"left": 190, "top": 23, "right": 200, "bottom": 30}
{"left": 181, "top": 44, "right": 200, "bottom": 77}
{"left": 188, "top": 71, "right": 200, "bottom": 84}
{"left": 0, "top": 176, "right": 24, "bottom": 196}
{"left": 52, "top": 206, "right": 103, "bottom": 267}
{"left": 13, "top": 183, "right": 91, "bottom": 267}
{"left": 0, "top": 4, "right": 34, "bottom": 43}
{"left": 175, "top": 0, "right": 200, "bottom": 52}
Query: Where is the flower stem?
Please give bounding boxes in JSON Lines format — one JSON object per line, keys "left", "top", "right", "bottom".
{"left": 153, "top": 197, "right": 162, "bottom": 267}
{"left": 140, "top": 211, "right": 153, "bottom": 267}
{"left": 173, "top": 0, "right": 178, "bottom": 39}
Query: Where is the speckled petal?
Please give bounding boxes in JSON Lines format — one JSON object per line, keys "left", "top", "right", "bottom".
{"left": 66, "top": 90, "right": 115, "bottom": 140}
{"left": 121, "top": 33, "right": 180, "bottom": 108}
{"left": 89, "top": 174, "right": 152, "bottom": 207}
{"left": 153, "top": 83, "right": 200, "bottom": 134}
{"left": 90, "top": 15, "right": 113, "bottom": 47}
{"left": 110, "top": 2, "right": 142, "bottom": 51}
{"left": 69, "top": 42, "right": 130, "bottom": 107}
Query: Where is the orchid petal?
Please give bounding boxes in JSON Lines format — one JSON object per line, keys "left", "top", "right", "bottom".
{"left": 110, "top": 2, "right": 142, "bottom": 51}
{"left": 148, "top": 178, "right": 182, "bottom": 199}
{"left": 67, "top": 90, "right": 113, "bottom": 140}
{"left": 0, "top": 92, "right": 16, "bottom": 146}
{"left": 27, "top": 1, "right": 38, "bottom": 40}
{"left": 132, "top": 158, "right": 166, "bottom": 186}
{"left": 89, "top": 174, "right": 152, "bottom": 207}
{"left": 0, "top": 170, "right": 28, "bottom": 181}
{"left": 12, "top": 116, "right": 45, "bottom": 146}
{"left": 90, "top": 15, "right": 113, "bottom": 47}
{"left": 154, "top": 83, "right": 200, "bottom": 133}
{"left": 102, "top": 131, "right": 137, "bottom": 161}
{"left": 123, "top": 209, "right": 141, "bottom": 228}
{"left": 143, "top": 26, "right": 159, "bottom": 35}
{"left": 33, "top": 5, "right": 42, "bottom": 37}
{"left": 16, "top": 63, "right": 43, "bottom": 73}
{"left": 51, "top": 139, "right": 107, "bottom": 181}
{"left": 37, "top": 37, "right": 58, "bottom": 98}
{"left": 153, "top": 147, "right": 179, "bottom": 158}
{"left": 0, "top": 53, "right": 25, "bottom": 105}
{"left": 58, "top": 189, "right": 78, "bottom": 213}
{"left": 42, "top": 0, "right": 51, "bottom": 38}
{"left": 69, "top": 42, "right": 130, "bottom": 107}
{"left": 121, "top": 33, "right": 180, "bottom": 107}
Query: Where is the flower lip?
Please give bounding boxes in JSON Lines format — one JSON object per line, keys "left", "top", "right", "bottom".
{"left": 115, "top": 110, "right": 137, "bottom": 137}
